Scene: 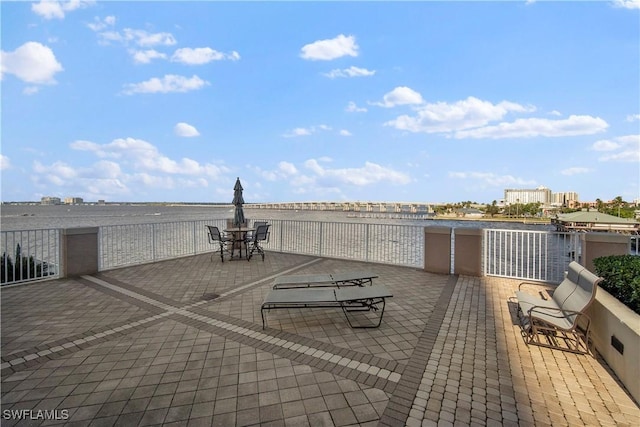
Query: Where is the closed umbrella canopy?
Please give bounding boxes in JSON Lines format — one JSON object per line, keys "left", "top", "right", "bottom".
{"left": 232, "top": 177, "right": 245, "bottom": 227}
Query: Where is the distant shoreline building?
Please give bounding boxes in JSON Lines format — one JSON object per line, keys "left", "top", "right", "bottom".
{"left": 552, "top": 211, "right": 639, "bottom": 235}
{"left": 40, "top": 197, "right": 61, "bottom": 205}
{"left": 504, "top": 186, "right": 552, "bottom": 205}
{"left": 504, "top": 186, "right": 579, "bottom": 208}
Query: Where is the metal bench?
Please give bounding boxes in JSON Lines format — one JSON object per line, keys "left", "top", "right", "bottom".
{"left": 514, "top": 261, "right": 602, "bottom": 354}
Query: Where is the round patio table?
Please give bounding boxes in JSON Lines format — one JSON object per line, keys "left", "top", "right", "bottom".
{"left": 224, "top": 227, "right": 254, "bottom": 260}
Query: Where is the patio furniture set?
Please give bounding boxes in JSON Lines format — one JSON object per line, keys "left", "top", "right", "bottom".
{"left": 206, "top": 222, "right": 270, "bottom": 262}
{"left": 207, "top": 219, "right": 603, "bottom": 354}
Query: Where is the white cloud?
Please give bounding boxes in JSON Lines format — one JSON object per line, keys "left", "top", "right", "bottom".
{"left": 300, "top": 34, "right": 358, "bottom": 61}
{"left": 123, "top": 28, "right": 176, "bottom": 47}
{"left": 131, "top": 49, "right": 167, "bottom": 64}
{"left": 594, "top": 134, "right": 640, "bottom": 162}
{"left": 304, "top": 159, "right": 411, "bottom": 186}
{"left": 339, "top": 130, "right": 352, "bottom": 136}
{"left": 121, "top": 74, "right": 209, "bottom": 95}
{"left": 386, "top": 96, "right": 532, "bottom": 134}
{"left": 33, "top": 160, "right": 78, "bottom": 181}
{"left": 561, "top": 167, "right": 590, "bottom": 176}
{"left": 32, "top": 0, "right": 93, "bottom": 20}
{"left": 171, "top": 47, "right": 240, "bottom": 64}
{"left": 254, "top": 161, "right": 298, "bottom": 181}
{"left": 87, "top": 15, "right": 116, "bottom": 31}
{"left": 612, "top": 0, "right": 640, "bottom": 9}
{"left": 278, "top": 161, "right": 298, "bottom": 176}
{"left": 373, "top": 86, "right": 424, "bottom": 108}
{"left": 283, "top": 128, "right": 312, "bottom": 138}
{"left": 32, "top": 159, "right": 130, "bottom": 198}
{"left": 346, "top": 101, "right": 367, "bottom": 113}
{"left": 97, "top": 28, "right": 176, "bottom": 47}
{"left": 282, "top": 125, "right": 331, "bottom": 138}
{"left": 1, "top": 42, "right": 63, "bottom": 84}
{"left": 256, "top": 158, "right": 410, "bottom": 194}
{"left": 454, "top": 115, "right": 608, "bottom": 139}
{"left": 93, "top": 160, "right": 122, "bottom": 178}
{"left": 626, "top": 114, "right": 640, "bottom": 122}
{"left": 1, "top": 155, "right": 11, "bottom": 170}
{"left": 32, "top": 139, "right": 227, "bottom": 199}
{"left": 449, "top": 171, "right": 536, "bottom": 188}
{"left": 174, "top": 122, "right": 200, "bottom": 137}
{"left": 323, "top": 66, "right": 375, "bottom": 79}
{"left": 70, "top": 137, "right": 229, "bottom": 178}
{"left": 591, "top": 139, "right": 620, "bottom": 151}
{"left": 23, "top": 86, "right": 40, "bottom": 95}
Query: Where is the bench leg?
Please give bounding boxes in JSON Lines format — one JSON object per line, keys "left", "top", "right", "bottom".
{"left": 340, "top": 298, "right": 386, "bottom": 328}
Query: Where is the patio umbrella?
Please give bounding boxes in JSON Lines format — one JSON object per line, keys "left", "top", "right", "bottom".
{"left": 232, "top": 177, "right": 245, "bottom": 228}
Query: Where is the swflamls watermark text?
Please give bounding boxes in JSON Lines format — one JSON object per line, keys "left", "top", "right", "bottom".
{"left": 2, "top": 409, "right": 69, "bottom": 421}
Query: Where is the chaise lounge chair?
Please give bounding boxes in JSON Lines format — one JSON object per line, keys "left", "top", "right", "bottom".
{"left": 261, "top": 284, "right": 393, "bottom": 329}
{"left": 272, "top": 271, "right": 378, "bottom": 289}
{"left": 514, "top": 261, "right": 602, "bottom": 354}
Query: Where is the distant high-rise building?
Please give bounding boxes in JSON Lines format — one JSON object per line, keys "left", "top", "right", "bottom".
{"left": 551, "top": 191, "right": 579, "bottom": 207}
{"left": 41, "top": 197, "right": 61, "bottom": 205}
{"left": 64, "top": 197, "right": 84, "bottom": 205}
{"left": 504, "top": 186, "right": 552, "bottom": 205}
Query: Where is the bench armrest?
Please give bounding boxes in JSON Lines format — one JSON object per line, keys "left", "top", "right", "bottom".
{"left": 527, "top": 306, "right": 582, "bottom": 319}
{"left": 518, "top": 281, "right": 552, "bottom": 291}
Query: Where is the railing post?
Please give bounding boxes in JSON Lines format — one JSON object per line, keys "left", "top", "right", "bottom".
{"left": 61, "top": 227, "right": 99, "bottom": 277}
{"left": 454, "top": 228, "right": 483, "bottom": 276}
{"left": 580, "top": 232, "right": 630, "bottom": 272}
{"left": 424, "top": 226, "right": 452, "bottom": 274}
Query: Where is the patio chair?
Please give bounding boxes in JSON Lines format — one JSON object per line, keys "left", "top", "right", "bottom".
{"left": 247, "top": 224, "right": 270, "bottom": 261}
{"left": 272, "top": 271, "right": 378, "bottom": 289}
{"left": 261, "top": 284, "right": 393, "bottom": 329}
{"left": 245, "top": 221, "right": 267, "bottom": 241}
{"left": 513, "top": 261, "right": 602, "bottom": 354}
{"left": 206, "top": 225, "right": 232, "bottom": 262}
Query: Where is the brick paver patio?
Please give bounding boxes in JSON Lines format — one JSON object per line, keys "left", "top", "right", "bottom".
{"left": 2, "top": 252, "right": 638, "bottom": 426}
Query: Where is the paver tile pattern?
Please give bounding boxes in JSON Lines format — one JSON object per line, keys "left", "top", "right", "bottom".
{"left": 1, "top": 251, "right": 638, "bottom": 426}
{"left": 1, "top": 281, "right": 144, "bottom": 359}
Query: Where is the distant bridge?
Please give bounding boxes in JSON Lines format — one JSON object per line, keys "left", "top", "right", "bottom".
{"left": 245, "top": 201, "right": 435, "bottom": 214}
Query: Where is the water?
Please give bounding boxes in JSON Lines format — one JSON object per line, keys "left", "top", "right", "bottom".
{"left": 1, "top": 204, "right": 554, "bottom": 232}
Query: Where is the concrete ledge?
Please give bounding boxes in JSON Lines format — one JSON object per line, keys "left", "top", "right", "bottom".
{"left": 587, "top": 287, "right": 640, "bottom": 405}
{"left": 62, "top": 227, "right": 99, "bottom": 236}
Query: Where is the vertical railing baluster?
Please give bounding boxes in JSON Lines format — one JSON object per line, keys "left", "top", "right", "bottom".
{"left": 365, "top": 223, "right": 370, "bottom": 262}
{"left": 152, "top": 223, "right": 156, "bottom": 262}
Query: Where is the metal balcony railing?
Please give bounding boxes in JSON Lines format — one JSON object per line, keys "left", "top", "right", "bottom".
{"left": 2, "top": 219, "right": 637, "bottom": 286}
{"left": 1, "top": 229, "right": 60, "bottom": 286}
{"left": 483, "top": 229, "right": 581, "bottom": 283}
{"left": 252, "top": 219, "right": 425, "bottom": 267}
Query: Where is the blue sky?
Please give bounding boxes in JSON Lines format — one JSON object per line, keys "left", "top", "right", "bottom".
{"left": 2, "top": 0, "right": 639, "bottom": 204}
